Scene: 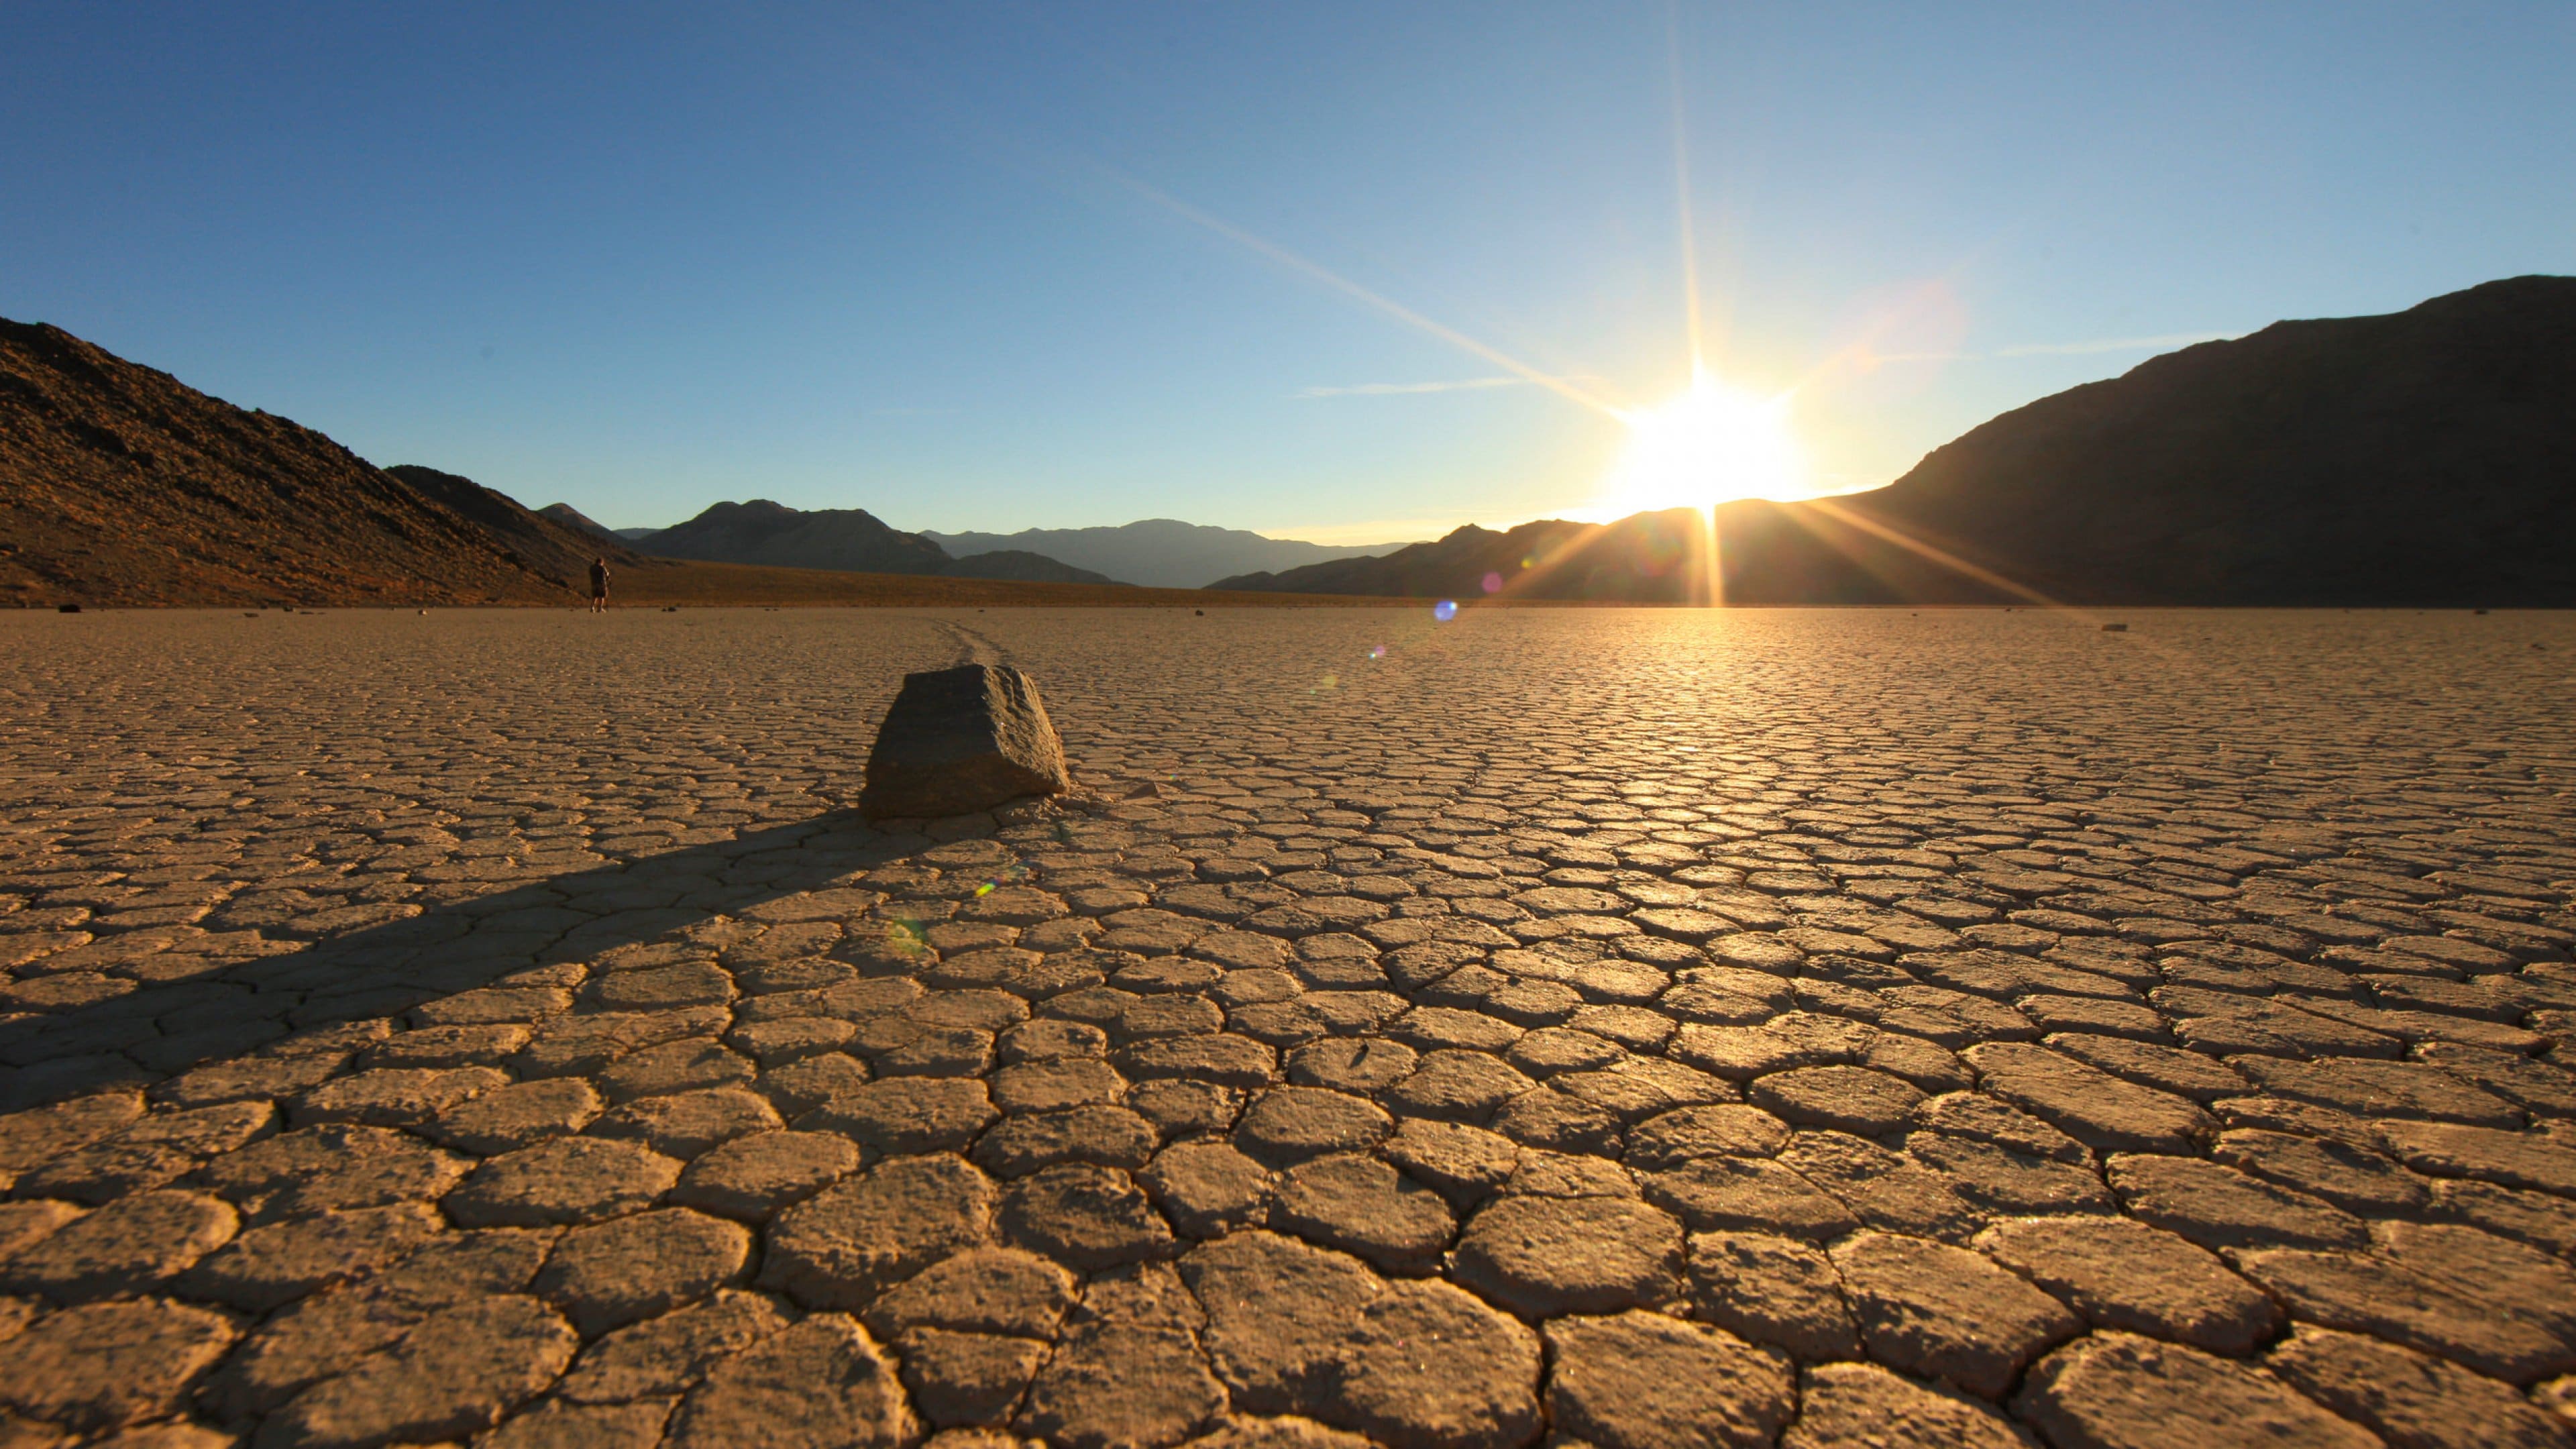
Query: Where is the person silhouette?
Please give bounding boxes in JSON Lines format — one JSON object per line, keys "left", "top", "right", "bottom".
{"left": 588, "top": 557, "right": 610, "bottom": 613}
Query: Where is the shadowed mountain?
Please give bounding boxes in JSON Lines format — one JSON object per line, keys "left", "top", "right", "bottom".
{"left": 1218, "top": 276, "right": 2576, "bottom": 606}
{"left": 0, "top": 319, "right": 637, "bottom": 606}
{"left": 1857, "top": 274, "right": 2576, "bottom": 605}
{"left": 924, "top": 519, "right": 1419, "bottom": 589}
{"left": 635, "top": 500, "right": 1117, "bottom": 584}
{"left": 1209, "top": 505, "right": 1966, "bottom": 604}
{"left": 537, "top": 500, "right": 623, "bottom": 542}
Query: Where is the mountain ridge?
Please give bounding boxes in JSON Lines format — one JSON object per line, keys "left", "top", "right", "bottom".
{"left": 632, "top": 500, "right": 1120, "bottom": 585}
{"left": 0, "top": 318, "right": 637, "bottom": 606}
{"left": 924, "top": 519, "right": 1420, "bottom": 589}
{"left": 1217, "top": 276, "right": 2576, "bottom": 606}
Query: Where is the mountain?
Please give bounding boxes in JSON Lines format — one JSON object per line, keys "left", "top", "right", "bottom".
{"left": 537, "top": 500, "right": 623, "bottom": 542}
{"left": 924, "top": 519, "right": 1420, "bottom": 589}
{"left": 0, "top": 319, "right": 633, "bottom": 606}
{"left": 1218, "top": 277, "right": 2576, "bottom": 606}
{"left": 938, "top": 549, "right": 1118, "bottom": 585}
{"left": 1858, "top": 274, "right": 2576, "bottom": 606}
{"left": 1208, "top": 504, "right": 1955, "bottom": 604}
{"left": 633, "top": 500, "right": 1118, "bottom": 585}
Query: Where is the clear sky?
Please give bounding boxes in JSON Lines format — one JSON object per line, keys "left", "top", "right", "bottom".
{"left": 4, "top": 3, "right": 2570, "bottom": 540}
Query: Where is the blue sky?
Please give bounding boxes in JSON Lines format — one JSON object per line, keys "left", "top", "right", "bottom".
{"left": 4, "top": 3, "right": 2570, "bottom": 539}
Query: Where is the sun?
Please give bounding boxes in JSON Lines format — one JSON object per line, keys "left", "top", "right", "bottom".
{"left": 1589, "top": 373, "right": 1805, "bottom": 518}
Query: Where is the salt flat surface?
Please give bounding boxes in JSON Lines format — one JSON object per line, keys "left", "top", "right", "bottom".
{"left": 3, "top": 606, "right": 2573, "bottom": 1446}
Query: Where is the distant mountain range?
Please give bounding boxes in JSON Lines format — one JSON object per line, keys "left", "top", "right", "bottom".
{"left": 8, "top": 276, "right": 2567, "bottom": 608}
{"left": 923, "top": 520, "right": 1420, "bottom": 589}
{"left": 1218, "top": 276, "right": 2576, "bottom": 606}
{"left": 625, "top": 500, "right": 1118, "bottom": 584}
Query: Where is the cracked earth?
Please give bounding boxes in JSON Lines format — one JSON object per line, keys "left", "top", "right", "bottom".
{"left": 3, "top": 605, "right": 2575, "bottom": 1449}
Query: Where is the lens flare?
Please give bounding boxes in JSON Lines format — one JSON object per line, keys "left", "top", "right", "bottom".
{"left": 1433, "top": 600, "right": 1458, "bottom": 622}
{"left": 1589, "top": 374, "right": 1805, "bottom": 519}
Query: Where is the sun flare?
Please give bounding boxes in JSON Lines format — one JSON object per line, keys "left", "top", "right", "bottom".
{"left": 1590, "top": 374, "right": 1805, "bottom": 518}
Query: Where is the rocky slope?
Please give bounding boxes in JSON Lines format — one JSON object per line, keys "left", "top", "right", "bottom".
{"left": 635, "top": 500, "right": 1117, "bottom": 585}
{"left": 926, "top": 518, "right": 1419, "bottom": 589}
{"left": 1861, "top": 274, "right": 2576, "bottom": 605}
{"left": 1222, "top": 277, "right": 2576, "bottom": 606}
{"left": 1210, "top": 504, "right": 1961, "bottom": 605}
{"left": 0, "top": 319, "right": 637, "bottom": 606}
{"left": 536, "top": 500, "right": 623, "bottom": 542}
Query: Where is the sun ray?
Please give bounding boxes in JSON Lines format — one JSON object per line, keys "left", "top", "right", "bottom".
{"left": 1666, "top": 3, "right": 1707, "bottom": 378}
{"left": 1800, "top": 497, "right": 2082, "bottom": 613}
{"left": 1101, "top": 169, "right": 1629, "bottom": 419}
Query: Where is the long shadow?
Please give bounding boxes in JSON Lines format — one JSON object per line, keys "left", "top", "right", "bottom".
{"left": 0, "top": 810, "right": 954, "bottom": 1111}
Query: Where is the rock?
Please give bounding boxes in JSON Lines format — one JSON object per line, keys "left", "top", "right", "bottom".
{"left": 534, "top": 1208, "right": 753, "bottom": 1334}
{"left": 859, "top": 665, "right": 1071, "bottom": 820}
{"left": 1783, "top": 1361, "right": 2033, "bottom": 1449}
{"left": 2013, "top": 1332, "right": 2379, "bottom": 1449}
{"left": 1973, "top": 1215, "right": 2276, "bottom": 1355}
{"left": 666, "top": 1315, "right": 915, "bottom": 1448}
{"left": 1832, "top": 1232, "right": 2081, "bottom": 1399}
{"left": 1683, "top": 1230, "right": 1862, "bottom": 1361}
{"left": 1452, "top": 1192, "right": 1680, "bottom": 1318}
{"left": 0, "top": 1298, "right": 237, "bottom": 1434}
{"left": 261, "top": 1295, "right": 580, "bottom": 1447}
{"left": 2268, "top": 1326, "right": 2565, "bottom": 1449}
{"left": 759, "top": 1155, "right": 997, "bottom": 1311}
{"left": 1544, "top": 1310, "right": 1793, "bottom": 1449}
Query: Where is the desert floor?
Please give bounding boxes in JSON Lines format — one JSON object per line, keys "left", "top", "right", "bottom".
{"left": 3, "top": 606, "right": 2573, "bottom": 1448}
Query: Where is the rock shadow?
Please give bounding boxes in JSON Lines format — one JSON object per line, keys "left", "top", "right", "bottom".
{"left": 0, "top": 809, "right": 958, "bottom": 1111}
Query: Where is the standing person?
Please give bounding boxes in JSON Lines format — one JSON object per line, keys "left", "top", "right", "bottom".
{"left": 588, "top": 557, "right": 610, "bottom": 613}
